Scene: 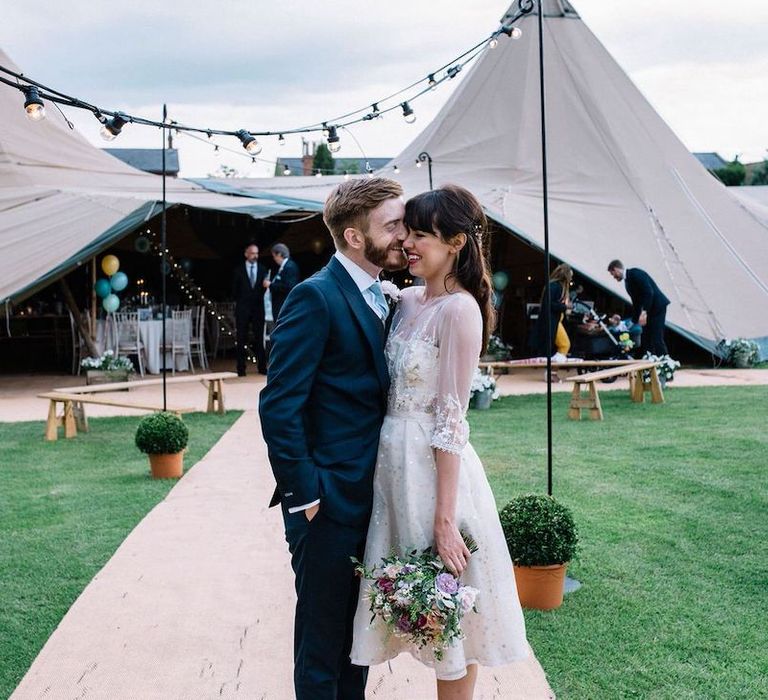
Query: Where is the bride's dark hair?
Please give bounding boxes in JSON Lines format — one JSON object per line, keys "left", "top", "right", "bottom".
{"left": 404, "top": 184, "right": 496, "bottom": 354}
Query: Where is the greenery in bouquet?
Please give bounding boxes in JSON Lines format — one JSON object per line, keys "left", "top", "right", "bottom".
{"left": 722, "top": 338, "right": 759, "bottom": 367}
{"left": 499, "top": 494, "right": 579, "bottom": 566}
{"left": 470, "top": 368, "right": 499, "bottom": 402}
{"left": 135, "top": 412, "right": 189, "bottom": 455}
{"left": 352, "top": 534, "right": 480, "bottom": 661}
{"left": 487, "top": 334, "right": 512, "bottom": 360}
{"left": 80, "top": 349, "right": 134, "bottom": 372}
{"left": 642, "top": 352, "right": 680, "bottom": 382}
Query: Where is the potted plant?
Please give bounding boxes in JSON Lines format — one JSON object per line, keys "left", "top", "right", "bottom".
{"left": 483, "top": 334, "right": 512, "bottom": 361}
{"left": 499, "top": 494, "right": 579, "bottom": 610}
{"left": 135, "top": 412, "right": 189, "bottom": 479}
{"left": 469, "top": 368, "right": 499, "bottom": 410}
{"left": 81, "top": 350, "right": 134, "bottom": 385}
{"left": 723, "top": 338, "right": 759, "bottom": 368}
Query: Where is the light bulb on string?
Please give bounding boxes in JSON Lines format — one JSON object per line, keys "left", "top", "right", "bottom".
{"left": 489, "top": 37, "right": 499, "bottom": 49}
{"left": 278, "top": 134, "right": 285, "bottom": 146}
{"left": 401, "top": 102, "right": 416, "bottom": 124}
{"left": 511, "top": 27, "right": 522, "bottom": 39}
{"left": 393, "top": 165, "right": 400, "bottom": 174}
{"left": 327, "top": 125, "right": 341, "bottom": 153}
{"left": 99, "top": 112, "right": 128, "bottom": 141}
{"left": 447, "top": 65, "right": 461, "bottom": 79}
{"left": 415, "top": 159, "right": 422, "bottom": 168}
{"left": 236, "top": 129, "right": 262, "bottom": 155}
{"left": 22, "top": 86, "right": 46, "bottom": 121}
{"left": 427, "top": 74, "right": 437, "bottom": 90}
{"left": 283, "top": 165, "right": 291, "bottom": 176}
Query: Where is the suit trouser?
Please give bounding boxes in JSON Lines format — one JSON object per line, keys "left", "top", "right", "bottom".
{"left": 282, "top": 505, "right": 368, "bottom": 700}
{"left": 643, "top": 308, "right": 668, "bottom": 356}
{"left": 235, "top": 304, "right": 267, "bottom": 372}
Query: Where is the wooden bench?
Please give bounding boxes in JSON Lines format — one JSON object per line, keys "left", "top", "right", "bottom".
{"left": 479, "top": 358, "right": 641, "bottom": 381}
{"left": 38, "top": 392, "right": 195, "bottom": 441}
{"left": 53, "top": 371, "right": 237, "bottom": 416}
{"left": 565, "top": 361, "right": 664, "bottom": 421}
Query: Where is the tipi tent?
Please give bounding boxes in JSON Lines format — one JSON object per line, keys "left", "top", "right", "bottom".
{"left": 206, "top": 0, "right": 768, "bottom": 357}
{"left": 0, "top": 48, "right": 319, "bottom": 305}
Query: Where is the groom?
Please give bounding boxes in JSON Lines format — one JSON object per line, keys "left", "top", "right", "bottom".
{"left": 259, "top": 177, "right": 407, "bottom": 699}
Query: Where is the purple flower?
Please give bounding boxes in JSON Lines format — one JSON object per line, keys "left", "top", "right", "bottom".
{"left": 396, "top": 615, "right": 413, "bottom": 633}
{"left": 436, "top": 573, "right": 459, "bottom": 595}
{"left": 401, "top": 564, "right": 417, "bottom": 574}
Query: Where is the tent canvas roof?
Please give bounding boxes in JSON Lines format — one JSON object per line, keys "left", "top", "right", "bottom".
{"left": 196, "top": 1, "right": 768, "bottom": 354}
{"left": 0, "top": 48, "right": 320, "bottom": 303}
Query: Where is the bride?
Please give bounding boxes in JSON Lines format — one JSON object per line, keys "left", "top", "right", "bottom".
{"left": 351, "top": 185, "right": 528, "bottom": 699}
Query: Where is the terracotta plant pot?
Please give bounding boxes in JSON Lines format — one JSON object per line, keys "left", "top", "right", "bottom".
{"left": 148, "top": 452, "right": 184, "bottom": 479}
{"left": 513, "top": 563, "right": 568, "bottom": 610}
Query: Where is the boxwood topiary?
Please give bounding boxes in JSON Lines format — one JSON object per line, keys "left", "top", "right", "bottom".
{"left": 135, "top": 412, "right": 189, "bottom": 455}
{"left": 499, "top": 494, "right": 579, "bottom": 566}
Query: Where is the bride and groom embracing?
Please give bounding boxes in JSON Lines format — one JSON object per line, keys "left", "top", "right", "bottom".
{"left": 259, "top": 178, "right": 527, "bottom": 700}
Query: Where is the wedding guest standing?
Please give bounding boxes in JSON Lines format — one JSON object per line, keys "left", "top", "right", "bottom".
{"left": 263, "top": 243, "right": 300, "bottom": 321}
{"left": 232, "top": 242, "right": 268, "bottom": 375}
{"left": 607, "top": 259, "right": 670, "bottom": 356}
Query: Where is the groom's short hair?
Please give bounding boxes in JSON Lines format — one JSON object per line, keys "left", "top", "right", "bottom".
{"left": 323, "top": 177, "right": 403, "bottom": 249}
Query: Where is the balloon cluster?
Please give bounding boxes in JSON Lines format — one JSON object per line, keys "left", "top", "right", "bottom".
{"left": 94, "top": 255, "right": 129, "bottom": 313}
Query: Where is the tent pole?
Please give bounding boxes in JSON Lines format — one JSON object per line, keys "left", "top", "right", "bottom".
{"left": 161, "top": 104, "right": 168, "bottom": 411}
{"left": 90, "top": 257, "right": 97, "bottom": 341}
{"left": 538, "top": 0, "right": 553, "bottom": 496}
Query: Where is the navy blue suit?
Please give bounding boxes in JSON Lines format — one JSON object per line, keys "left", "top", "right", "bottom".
{"left": 259, "top": 256, "right": 388, "bottom": 699}
{"left": 625, "top": 267, "right": 670, "bottom": 355}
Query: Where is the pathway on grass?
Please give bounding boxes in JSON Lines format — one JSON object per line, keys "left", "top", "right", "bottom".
{"left": 12, "top": 410, "right": 554, "bottom": 699}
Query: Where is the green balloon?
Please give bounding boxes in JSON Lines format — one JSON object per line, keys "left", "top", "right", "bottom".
{"left": 94, "top": 278, "right": 111, "bottom": 298}
{"left": 492, "top": 271, "right": 509, "bottom": 291}
{"left": 102, "top": 294, "right": 120, "bottom": 313}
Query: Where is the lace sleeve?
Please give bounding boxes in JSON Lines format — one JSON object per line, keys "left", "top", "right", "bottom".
{"left": 430, "top": 294, "right": 483, "bottom": 454}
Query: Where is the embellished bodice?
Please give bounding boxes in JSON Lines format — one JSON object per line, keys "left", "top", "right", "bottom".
{"left": 384, "top": 287, "right": 482, "bottom": 455}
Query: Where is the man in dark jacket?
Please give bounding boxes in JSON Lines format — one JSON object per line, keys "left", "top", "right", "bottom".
{"left": 263, "top": 242, "right": 300, "bottom": 320}
{"left": 232, "top": 243, "right": 268, "bottom": 375}
{"left": 608, "top": 259, "right": 670, "bottom": 355}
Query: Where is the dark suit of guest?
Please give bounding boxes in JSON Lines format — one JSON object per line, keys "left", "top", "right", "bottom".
{"left": 232, "top": 260, "right": 268, "bottom": 374}
{"left": 269, "top": 257, "right": 300, "bottom": 320}
{"left": 527, "top": 280, "right": 568, "bottom": 357}
{"left": 259, "top": 255, "right": 389, "bottom": 700}
{"left": 625, "top": 267, "right": 670, "bottom": 356}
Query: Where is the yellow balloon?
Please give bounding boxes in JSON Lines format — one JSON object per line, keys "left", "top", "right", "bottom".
{"left": 102, "top": 255, "right": 120, "bottom": 276}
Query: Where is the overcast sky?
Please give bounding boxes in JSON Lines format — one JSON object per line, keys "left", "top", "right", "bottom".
{"left": 2, "top": 0, "right": 766, "bottom": 177}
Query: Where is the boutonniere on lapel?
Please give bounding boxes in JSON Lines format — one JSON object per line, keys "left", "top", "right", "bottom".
{"left": 380, "top": 280, "right": 402, "bottom": 314}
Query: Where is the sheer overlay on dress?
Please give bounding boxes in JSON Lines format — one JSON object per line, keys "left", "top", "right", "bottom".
{"left": 350, "top": 287, "right": 528, "bottom": 681}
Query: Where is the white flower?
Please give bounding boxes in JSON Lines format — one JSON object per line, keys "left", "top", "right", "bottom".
{"left": 380, "top": 280, "right": 402, "bottom": 301}
{"left": 457, "top": 586, "right": 479, "bottom": 614}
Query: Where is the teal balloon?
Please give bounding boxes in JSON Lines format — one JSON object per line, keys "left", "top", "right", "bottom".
{"left": 94, "top": 278, "right": 111, "bottom": 298}
{"left": 102, "top": 294, "right": 120, "bottom": 313}
{"left": 492, "top": 271, "right": 509, "bottom": 291}
{"left": 110, "top": 271, "right": 129, "bottom": 292}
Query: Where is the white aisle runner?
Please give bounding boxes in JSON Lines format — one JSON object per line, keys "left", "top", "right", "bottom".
{"left": 12, "top": 411, "right": 554, "bottom": 699}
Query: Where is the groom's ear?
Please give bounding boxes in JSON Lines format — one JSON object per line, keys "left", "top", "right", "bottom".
{"left": 343, "top": 227, "right": 364, "bottom": 250}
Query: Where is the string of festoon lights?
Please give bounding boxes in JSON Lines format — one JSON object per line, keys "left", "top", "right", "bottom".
{"left": 0, "top": 4, "right": 531, "bottom": 161}
{"left": 141, "top": 229, "right": 262, "bottom": 365}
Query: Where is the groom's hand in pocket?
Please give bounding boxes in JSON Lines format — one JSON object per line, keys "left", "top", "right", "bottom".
{"left": 305, "top": 504, "right": 320, "bottom": 522}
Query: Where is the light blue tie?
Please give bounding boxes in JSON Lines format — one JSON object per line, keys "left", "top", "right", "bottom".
{"left": 368, "top": 281, "right": 389, "bottom": 322}
{"left": 248, "top": 263, "right": 256, "bottom": 288}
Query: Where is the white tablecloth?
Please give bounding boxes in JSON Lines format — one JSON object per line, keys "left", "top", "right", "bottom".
{"left": 95, "top": 319, "right": 190, "bottom": 374}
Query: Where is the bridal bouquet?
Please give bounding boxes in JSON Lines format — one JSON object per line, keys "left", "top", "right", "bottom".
{"left": 352, "top": 535, "right": 479, "bottom": 660}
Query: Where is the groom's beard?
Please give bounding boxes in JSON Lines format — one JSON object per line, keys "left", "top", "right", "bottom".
{"left": 364, "top": 236, "right": 407, "bottom": 272}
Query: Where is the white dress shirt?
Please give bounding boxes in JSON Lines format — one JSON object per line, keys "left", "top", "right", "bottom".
{"left": 289, "top": 251, "right": 382, "bottom": 515}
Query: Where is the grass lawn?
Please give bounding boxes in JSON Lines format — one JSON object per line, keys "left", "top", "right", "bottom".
{"left": 0, "top": 411, "right": 241, "bottom": 698}
{"left": 471, "top": 385, "right": 768, "bottom": 699}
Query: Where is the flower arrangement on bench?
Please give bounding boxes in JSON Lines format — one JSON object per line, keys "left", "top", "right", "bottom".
{"left": 469, "top": 368, "right": 499, "bottom": 410}
{"left": 81, "top": 350, "right": 135, "bottom": 385}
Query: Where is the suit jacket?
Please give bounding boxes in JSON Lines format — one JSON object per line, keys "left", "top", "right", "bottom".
{"left": 625, "top": 268, "right": 670, "bottom": 322}
{"left": 527, "top": 280, "right": 568, "bottom": 356}
{"left": 232, "top": 261, "right": 267, "bottom": 313}
{"left": 269, "top": 258, "right": 300, "bottom": 320}
{"left": 258, "top": 256, "right": 389, "bottom": 527}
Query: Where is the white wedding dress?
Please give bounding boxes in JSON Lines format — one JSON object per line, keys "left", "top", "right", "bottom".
{"left": 350, "top": 287, "right": 528, "bottom": 681}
